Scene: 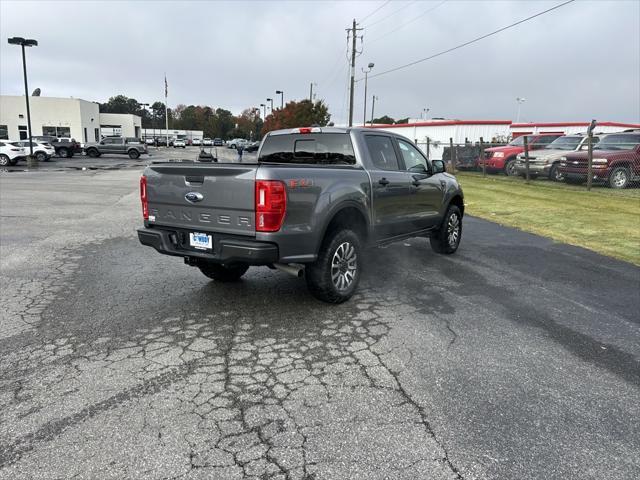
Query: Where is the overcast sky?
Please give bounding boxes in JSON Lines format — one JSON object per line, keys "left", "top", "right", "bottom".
{"left": 1, "top": 0, "right": 638, "bottom": 124}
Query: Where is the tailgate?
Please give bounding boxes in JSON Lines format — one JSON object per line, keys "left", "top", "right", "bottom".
{"left": 146, "top": 163, "right": 258, "bottom": 236}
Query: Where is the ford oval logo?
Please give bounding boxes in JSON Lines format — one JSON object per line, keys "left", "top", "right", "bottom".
{"left": 185, "top": 192, "right": 204, "bottom": 203}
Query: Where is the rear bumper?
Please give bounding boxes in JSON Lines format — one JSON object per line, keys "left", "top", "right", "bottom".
{"left": 137, "top": 227, "right": 279, "bottom": 265}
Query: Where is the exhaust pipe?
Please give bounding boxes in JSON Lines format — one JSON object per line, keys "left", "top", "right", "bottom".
{"left": 273, "top": 263, "right": 304, "bottom": 278}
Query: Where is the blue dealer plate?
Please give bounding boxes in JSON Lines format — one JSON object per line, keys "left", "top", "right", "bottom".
{"left": 189, "top": 232, "right": 212, "bottom": 250}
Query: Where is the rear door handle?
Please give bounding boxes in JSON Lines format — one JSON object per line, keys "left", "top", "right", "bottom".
{"left": 378, "top": 178, "right": 390, "bottom": 186}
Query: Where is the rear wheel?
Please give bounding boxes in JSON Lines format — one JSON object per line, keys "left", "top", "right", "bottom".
{"left": 128, "top": 149, "right": 140, "bottom": 159}
{"left": 430, "top": 205, "right": 462, "bottom": 254}
{"left": 58, "top": 147, "right": 69, "bottom": 158}
{"left": 198, "top": 262, "right": 249, "bottom": 282}
{"left": 609, "top": 166, "right": 630, "bottom": 189}
{"left": 87, "top": 148, "right": 100, "bottom": 158}
{"left": 35, "top": 151, "right": 46, "bottom": 162}
{"left": 306, "top": 229, "right": 362, "bottom": 304}
{"left": 0, "top": 154, "right": 16, "bottom": 166}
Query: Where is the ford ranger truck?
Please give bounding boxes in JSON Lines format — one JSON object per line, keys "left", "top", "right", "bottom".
{"left": 137, "top": 127, "right": 465, "bottom": 303}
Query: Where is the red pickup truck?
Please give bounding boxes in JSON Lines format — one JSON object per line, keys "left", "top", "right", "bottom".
{"left": 479, "top": 133, "right": 564, "bottom": 176}
{"left": 558, "top": 132, "right": 640, "bottom": 188}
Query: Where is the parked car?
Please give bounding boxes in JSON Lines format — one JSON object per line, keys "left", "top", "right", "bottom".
{"left": 192, "top": 138, "right": 202, "bottom": 146}
{"left": 514, "top": 134, "right": 602, "bottom": 181}
{"left": 0, "top": 141, "right": 26, "bottom": 166}
{"left": 156, "top": 137, "right": 168, "bottom": 147}
{"left": 31, "top": 136, "right": 81, "bottom": 158}
{"left": 228, "top": 138, "right": 249, "bottom": 149}
{"left": 145, "top": 138, "right": 155, "bottom": 145}
{"left": 479, "top": 133, "right": 564, "bottom": 176}
{"left": 213, "top": 138, "right": 224, "bottom": 146}
{"left": 137, "top": 126, "right": 464, "bottom": 303}
{"left": 173, "top": 139, "right": 186, "bottom": 148}
{"left": 244, "top": 141, "right": 260, "bottom": 153}
{"left": 10, "top": 140, "right": 56, "bottom": 162}
{"left": 558, "top": 132, "right": 640, "bottom": 188}
{"left": 202, "top": 138, "right": 213, "bottom": 146}
{"left": 84, "top": 137, "right": 148, "bottom": 159}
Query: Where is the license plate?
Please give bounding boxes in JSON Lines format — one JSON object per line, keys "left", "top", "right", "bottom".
{"left": 189, "top": 232, "right": 212, "bottom": 250}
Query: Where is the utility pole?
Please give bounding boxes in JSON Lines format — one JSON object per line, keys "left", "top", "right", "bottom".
{"left": 347, "top": 19, "right": 362, "bottom": 127}
{"left": 309, "top": 82, "right": 316, "bottom": 102}
{"left": 370, "top": 95, "right": 377, "bottom": 125}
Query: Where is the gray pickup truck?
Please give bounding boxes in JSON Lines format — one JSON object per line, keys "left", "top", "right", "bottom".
{"left": 85, "top": 137, "right": 148, "bottom": 159}
{"left": 137, "top": 127, "right": 464, "bottom": 303}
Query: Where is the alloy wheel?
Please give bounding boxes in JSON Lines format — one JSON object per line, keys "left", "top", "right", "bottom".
{"left": 612, "top": 170, "right": 628, "bottom": 188}
{"left": 447, "top": 213, "right": 460, "bottom": 247}
{"left": 331, "top": 242, "right": 357, "bottom": 291}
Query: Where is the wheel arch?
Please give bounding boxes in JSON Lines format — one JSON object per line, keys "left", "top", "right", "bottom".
{"left": 318, "top": 203, "right": 370, "bottom": 252}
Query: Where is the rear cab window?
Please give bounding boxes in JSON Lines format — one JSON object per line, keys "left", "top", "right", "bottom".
{"left": 259, "top": 133, "right": 356, "bottom": 165}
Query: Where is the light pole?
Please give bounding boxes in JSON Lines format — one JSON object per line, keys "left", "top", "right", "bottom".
{"left": 362, "top": 62, "right": 374, "bottom": 126}
{"left": 8, "top": 36, "right": 38, "bottom": 157}
{"left": 370, "top": 95, "right": 378, "bottom": 125}
{"left": 516, "top": 97, "right": 526, "bottom": 123}
{"left": 422, "top": 108, "right": 430, "bottom": 120}
{"left": 275, "top": 90, "right": 284, "bottom": 109}
{"left": 140, "top": 103, "right": 149, "bottom": 141}
{"left": 266, "top": 98, "right": 273, "bottom": 112}
{"left": 260, "top": 103, "right": 266, "bottom": 119}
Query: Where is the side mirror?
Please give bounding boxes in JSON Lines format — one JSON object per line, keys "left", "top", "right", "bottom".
{"left": 432, "top": 159, "right": 445, "bottom": 174}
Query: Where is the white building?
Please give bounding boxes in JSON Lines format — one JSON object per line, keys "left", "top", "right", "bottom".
{"left": 509, "top": 121, "right": 639, "bottom": 137}
{"left": 0, "top": 95, "right": 142, "bottom": 142}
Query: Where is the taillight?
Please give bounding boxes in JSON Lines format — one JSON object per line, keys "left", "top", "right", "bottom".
{"left": 140, "top": 175, "right": 148, "bottom": 220}
{"left": 255, "top": 180, "right": 286, "bottom": 232}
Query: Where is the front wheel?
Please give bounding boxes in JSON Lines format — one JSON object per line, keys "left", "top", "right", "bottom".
{"left": 58, "top": 148, "right": 69, "bottom": 158}
{"left": 609, "top": 166, "right": 630, "bottom": 189}
{"left": 87, "top": 148, "right": 100, "bottom": 158}
{"left": 128, "top": 149, "right": 140, "bottom": 159}
{"left": 549, "top": 163, "right": 564, "bottom": 182}
{"left": 35, "top": 152, "right": 47, "bottom": 162}
{"left": 306, "top": 229, "right": 362, "bottom": 304}
{"left": 430, "top": 205, "right": 462, "bottom": 254}
{"left": 198, "top": 262, "right": 249, "bottom": 282}
{"left": 0, "top": 154, "right": 10, "bottom": 166}
{"left": 504, "top": 158, "right": 518, "bottom": 176}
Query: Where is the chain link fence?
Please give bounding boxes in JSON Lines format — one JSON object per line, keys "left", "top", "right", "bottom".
{"left": 434, "top": 132, "right": 640, "bottom": 190}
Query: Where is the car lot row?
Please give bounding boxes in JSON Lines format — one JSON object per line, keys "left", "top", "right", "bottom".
{"left": 476, "top": 130, "right": 640, "bottom": 189}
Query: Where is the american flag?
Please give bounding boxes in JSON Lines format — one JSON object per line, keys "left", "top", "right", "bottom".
{"left": 164, "top": 75, "right": 168, "bottom": 98}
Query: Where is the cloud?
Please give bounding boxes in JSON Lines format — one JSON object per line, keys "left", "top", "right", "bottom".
{"left": 1, "top": 0, "right": 638, "bottom": 124}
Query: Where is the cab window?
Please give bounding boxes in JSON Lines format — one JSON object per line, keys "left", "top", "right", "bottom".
{"left": 364, "top": 135, "right": 400, "bottom": 171}
{"left": 397, "top": 139, "right": 429, "bottom": 172}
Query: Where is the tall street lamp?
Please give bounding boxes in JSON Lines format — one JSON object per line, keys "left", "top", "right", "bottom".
{"left": 362, "top": 62, "right": 374, "bottom": 126}
{"left": 266, "top": 98, "right": 273, "bottom": 112}
{"left": 260, "top": 103, "right": 266, "bottom": 118}
{"left": 422, "top": 108, "right": 430, "bottom": 120}
{"left": 8, "top": 36, "right": 38, "bottom": 157}
{"left": 309, "top": 83, "right": 317, "bottom": 102}
{"left": 516, "top": 97, "right": 526, "bottom": 123}
{"left": 275, "top": 90, "right": 284, "bottom": 109}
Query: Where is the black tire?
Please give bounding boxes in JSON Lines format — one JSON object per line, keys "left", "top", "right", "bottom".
{"left": 0, "top": 154, "right": 9, "bottom": 166}
{"left": 58, "top": 148, "right": 69, "bottom": 158}
{"left": 87, "top": 148, "right": 100, "bottom": 158}
{"left": 35, "top": 152, "right": 46, "bottom": 162}
{"left": 608, "top": 166, "right": 630, "bottom": 189}
{"left": 549, "top": 163, "right": 564, "bottom": 182}
{"left": 128, "top": 149, "right": 140, "bottom": 159}
{"left": 306, "top": 229, "right": 362, "bottom": 304}
{"left": 504, "top": 158, "right": 518, "bottom": 176}
{"left": 430, "top": 205, "right": 462, "bottom": 254}
{"left": 198, "top": 262, "right": 249, "bottom": 282}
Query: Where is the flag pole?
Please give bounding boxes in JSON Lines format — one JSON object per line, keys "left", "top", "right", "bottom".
{"left": 164, "top": 74, "right": 169, "bottom": 147}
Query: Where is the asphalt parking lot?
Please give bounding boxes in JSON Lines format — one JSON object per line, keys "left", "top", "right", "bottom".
{"left": 1, "top": 163, "right": 639, "bottom": 479}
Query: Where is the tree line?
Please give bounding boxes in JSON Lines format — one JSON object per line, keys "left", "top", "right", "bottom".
{"left": 100, "top": 95, "right": 333, "bottom": 140}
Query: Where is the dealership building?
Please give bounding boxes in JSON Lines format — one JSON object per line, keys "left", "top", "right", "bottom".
{"left": 0, "top": 95, "right": 142, "bottom": 142}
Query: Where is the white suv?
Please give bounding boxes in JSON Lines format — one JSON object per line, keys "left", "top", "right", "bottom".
{"left": 11, "top": 140, "right": 56, "bottom": 162}
{"left": 0, "top": 141, "right": 27, "bottom": 166}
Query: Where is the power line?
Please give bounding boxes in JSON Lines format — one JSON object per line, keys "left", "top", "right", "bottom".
{"left": 368, "top": 0, "right": 448, "bottom": 44}
{"left": 360, "top": 0, "right": 391, "bottom": 23}
{"left": 368, "top": 0, "right": 576, "bottom": 80}
{"left": 362, "top": 0, "right": 418, "bottom": 29}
